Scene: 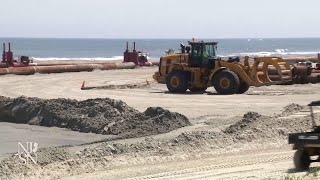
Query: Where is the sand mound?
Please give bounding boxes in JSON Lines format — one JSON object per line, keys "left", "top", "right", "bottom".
{"left": 224, "top": 112, "right": 263, "bottom": 134}
{"left": 0, "top": 103, "right": 315, "bottom": 180}
{"left": 172, "top": 104, "right": 312, "bottom": 145}
{"left": 0, "top": 96, "right": 190, "bottom": 138}
{"left": 222, "top": 104, "right": 312, "bottom": 141}
{"left": 279, "top": 103, "right": 304, "bottom": 116}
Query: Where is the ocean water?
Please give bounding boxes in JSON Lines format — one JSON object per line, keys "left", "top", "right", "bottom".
{"left": 0, "top": 38, "right": 319, "bottom": 61}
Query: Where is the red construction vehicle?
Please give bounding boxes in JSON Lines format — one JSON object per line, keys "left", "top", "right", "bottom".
{"left": 1, "top": 43, "right": 32, "bottom": 67}
{"left": 123, "top": 42, "right": 152, "bottom": 66}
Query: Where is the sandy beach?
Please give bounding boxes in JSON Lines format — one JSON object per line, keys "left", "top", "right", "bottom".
{"left": 2, "top": 0, "right": 320, "bottom": 178}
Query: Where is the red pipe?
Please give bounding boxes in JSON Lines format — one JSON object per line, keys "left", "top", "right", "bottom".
{"left": 2, "top": 43, "right": 5, "bottom": 62}
{"left": 0, "top": 68, "right": 9, "bottom": 75}
{"left": 9, "top": 67, "right": 36, "bottom": 75}
{"left": 0, "top": 62, "right": 136, "bottom": 75}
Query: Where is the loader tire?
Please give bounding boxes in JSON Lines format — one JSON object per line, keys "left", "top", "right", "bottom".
{"left": 166, "top": 70, "right": 188, "bottom": 93}
{"left": 189, "top": 87, "right": 207, "bottom": 92}
{"left": 213, "top": 70, "right": 240, "bottom": 94}
{"left": 237, "top": 82, "right": 250, "bottom": 94}
{"left": 294, "top": 148, "right": 310, "bottom": 171}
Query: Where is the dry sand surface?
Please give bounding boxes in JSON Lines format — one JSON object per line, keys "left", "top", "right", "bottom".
{"left": 0, "top": 67, "right": 320, "bottom": 179}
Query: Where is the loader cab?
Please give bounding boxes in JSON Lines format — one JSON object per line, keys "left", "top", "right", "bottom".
{"left": 188, "top": 41, "right": 217, "bottom": 68}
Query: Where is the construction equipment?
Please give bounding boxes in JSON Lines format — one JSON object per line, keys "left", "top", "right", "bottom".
{"left": 0, "top": 42, "right": 137, "bottom": 76}
{"left": 288, "top": 101, "right": 320, "bottom": 171}
{"left": 1, "top": 43, "right": 32, "bottom": 67}
{"left": 153, "top": 41, "right": 292, "bottom": 94}
{"left": 123, "top": 42, "right": 152, "bottom": 66}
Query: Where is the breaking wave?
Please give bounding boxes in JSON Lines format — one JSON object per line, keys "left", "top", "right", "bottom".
{"left": 32, "top": 56, "right": 124, "bottom": 61}
{"left": 238, "top": 51, "right": 319, "bottom": 57}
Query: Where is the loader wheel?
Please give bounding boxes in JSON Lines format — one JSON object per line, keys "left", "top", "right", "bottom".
{"left": 237, "top": 82, "right": 250, "bottom": 94}
{"left": 189, "top": 87, "right": 207, "bottom": 92}
{"left": 213, "top": 70, "right": 240, "bottom": 94}
{"left": 294, "top": 148, "right": 310, "bottom": 171}
{"left": 166, "top": 70, "right": 188, "bottom": 93}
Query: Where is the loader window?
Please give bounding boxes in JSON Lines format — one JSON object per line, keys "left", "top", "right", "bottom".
{"left": 204, "top": 44, "right": 216, "bottom": 58}
{"left": 194, "top": 45, "right": 201, "bottom": 57}
{"left": 189, "top": 45, "right": 202, "bottom": 67}
{"left": 189, "top": 43, "right": 216, "bottom": 68}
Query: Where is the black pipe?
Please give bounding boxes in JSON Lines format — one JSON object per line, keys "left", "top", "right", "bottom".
{"left": 133, "top": 42, "right": 136, "bottom": 52}
{"left": 126, "top": 42, "right": 129, "bottom": 52}
{"left": 2, "top": 43, "right": 5, "bottom": 61}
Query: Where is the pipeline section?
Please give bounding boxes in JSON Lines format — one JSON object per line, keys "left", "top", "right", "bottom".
{"left": 0, "top": 62, "right": 136, "bottom": 76}
{"left": 265, "top": 65, "right": 320, "bottom": 84}
{"left": 0, "top": 60, "right": 159, "bottom": 67}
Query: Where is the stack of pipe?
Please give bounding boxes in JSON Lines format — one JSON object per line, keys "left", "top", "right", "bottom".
{"left": 266, "top": 65, "right": 313, "bottom": 84}
{"left": 265, "top": 66, "right": 296, "bottom": 83}
{"left": 0, "top": 62, "right": 136, "bottom": 76}
{"left": 273, "top": 54, "right": 320, "bottom": 84}
{"left": 283, "top": 53, "right": 320, "bottom": 64}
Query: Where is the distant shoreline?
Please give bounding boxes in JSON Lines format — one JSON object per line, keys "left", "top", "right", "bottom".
{"left": 1, "top": 37, "right": 320, "bottom": 40}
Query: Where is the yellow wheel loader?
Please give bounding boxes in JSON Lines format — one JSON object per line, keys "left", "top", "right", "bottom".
{"left": 153, "top": 41, "right": 292, "bottom": 94}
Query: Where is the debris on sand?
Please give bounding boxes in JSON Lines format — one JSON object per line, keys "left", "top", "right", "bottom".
{"left": 82, "top": 83, "right": 150, "bottom": 90}
{"left": 0, "top": 96, "right": 190, "bottom": 138}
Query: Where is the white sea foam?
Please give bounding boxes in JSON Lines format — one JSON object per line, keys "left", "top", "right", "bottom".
{"left": 274, "top": 49, "right": 288, "bottom": 53}
{"left": 239, "top": 51, "right": 319, "bottom": 57}
{"left": 31, "top": 55, "right": 156, "bottom": 61}
{"left": 32, "top": 56, "right": 124, "bottom": 61}
{"left": 31, "top": 51, "right": 320, "bottom": 61}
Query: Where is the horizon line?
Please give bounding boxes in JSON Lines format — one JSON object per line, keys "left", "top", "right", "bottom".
{"left": 1, "top": 36, "right": 320, "bottom": 40}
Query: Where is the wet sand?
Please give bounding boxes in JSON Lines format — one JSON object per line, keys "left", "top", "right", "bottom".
{"left": 0, "top": 122, "right": 110, "bottom": 158}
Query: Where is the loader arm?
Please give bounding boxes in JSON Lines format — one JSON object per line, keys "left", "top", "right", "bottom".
{"left": 219, "top": 61, "right": 253, "bottom": 86}
{"left": 220, "top": 57, "right": 292, "bottom": 87}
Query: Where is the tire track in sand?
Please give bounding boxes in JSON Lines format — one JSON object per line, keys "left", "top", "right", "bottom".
{"left": 125, "top": 151, "right": 293, "bottom": 180}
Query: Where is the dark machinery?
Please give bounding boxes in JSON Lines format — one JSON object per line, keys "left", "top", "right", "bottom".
{"left": 123, "top": 42, "right": 152, "bottom": 66}
{"left": 1, "top": 43, "right": 32, "bottom": 67}
{"left": 289, "top": 101, "right": 320, "bottom": 171}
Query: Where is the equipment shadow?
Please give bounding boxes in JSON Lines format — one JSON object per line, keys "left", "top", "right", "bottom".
{"left": 287, "top": 166, "right": 320, "bottom": 175}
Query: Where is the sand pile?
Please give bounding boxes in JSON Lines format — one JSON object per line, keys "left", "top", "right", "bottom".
{"left": 0, "top": 103, "right": 315, "bottom": 180}
{"left": 278, "top": 103, "right": 304, "bottom": 117}
{"left": 224, "top": 112, "right": 263, "bottom": 134}
{"left": 221, "top": 104, "right": 312, "bottom": 142}
{"left": 0, "top": 96, "right": 190, "bottom": 138}
{"left": 167, "top": 105, "right": 313, "bottom": 153}
{"left": 174, "top": 104, "right": 311, "bottom": 146}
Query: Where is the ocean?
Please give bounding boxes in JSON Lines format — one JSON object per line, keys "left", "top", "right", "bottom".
{"left": 0, "top": 38, "right": 319, "bottom": 61}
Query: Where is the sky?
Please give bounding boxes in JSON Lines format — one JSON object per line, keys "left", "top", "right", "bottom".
{"left": 0, "top": 0, "right": 319, "bottom": 39}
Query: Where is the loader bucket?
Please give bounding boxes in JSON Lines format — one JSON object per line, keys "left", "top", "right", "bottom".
{"left": 251, "top": 57, "right": 292, "bottom": 86}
